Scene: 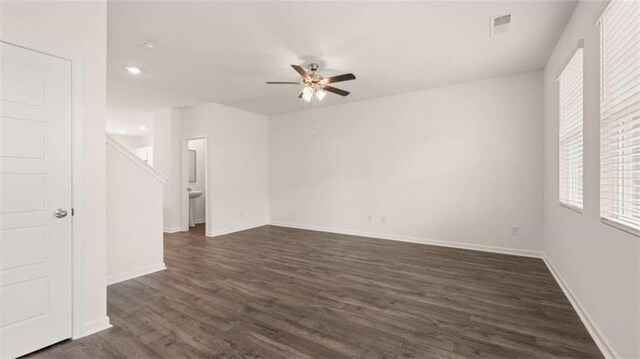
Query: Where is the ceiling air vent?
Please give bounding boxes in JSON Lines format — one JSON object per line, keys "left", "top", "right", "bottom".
{"left": 490, "top": 14, "right": 512, "bottom": 36}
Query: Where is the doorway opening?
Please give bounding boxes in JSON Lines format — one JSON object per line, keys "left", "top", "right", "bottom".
{"left": 186, "top": 138, "right": 207, "bottom": 233}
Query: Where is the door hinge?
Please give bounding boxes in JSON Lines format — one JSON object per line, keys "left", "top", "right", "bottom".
{"left": 71, "top": 208, "right": 75, "bottom": 216}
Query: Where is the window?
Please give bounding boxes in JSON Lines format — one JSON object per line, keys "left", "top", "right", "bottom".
{"left": 558, "top": 48, "right": 584, "bottom": 210}
{"left": 600, "top": 0, "right": 640, "bottom": 233}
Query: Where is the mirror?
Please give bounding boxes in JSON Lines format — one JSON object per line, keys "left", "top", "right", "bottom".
{"left": 188, "top": 150, "right": 196, "bottom": 182}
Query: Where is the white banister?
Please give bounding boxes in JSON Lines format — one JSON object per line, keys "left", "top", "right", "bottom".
{"left": 106, "top": 135, "right": 168, "bottom": 183}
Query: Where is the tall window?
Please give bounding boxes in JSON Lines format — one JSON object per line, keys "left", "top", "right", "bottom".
{"left": 600, "top": 0, "right": 640, "bottom": 232}
{"left": 558, "top": 48, "right": 584, "bottom": 210}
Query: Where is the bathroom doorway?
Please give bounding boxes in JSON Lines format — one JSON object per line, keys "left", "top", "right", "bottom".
{"left": 183, "top": 137, "right": 208, "bottom": 233}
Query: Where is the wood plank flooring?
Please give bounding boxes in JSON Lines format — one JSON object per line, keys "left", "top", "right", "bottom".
{"left": 27, "top": 224, "right": 602, "bottom": 358}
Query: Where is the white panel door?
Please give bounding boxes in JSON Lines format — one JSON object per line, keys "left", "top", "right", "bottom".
{"left": 0, "top": 42, "right": 72, "bottom": 358}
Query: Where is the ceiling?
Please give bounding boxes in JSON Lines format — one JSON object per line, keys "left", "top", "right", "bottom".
{"left": 107, "top": 1, "right": 577, "bottom": 116}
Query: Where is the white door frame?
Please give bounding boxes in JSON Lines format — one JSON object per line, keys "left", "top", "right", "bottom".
{"left": 1, "top": 40, "right": 90, "bottom": 340}
{"left": 69, "top": 51, "right": 90, "bottom": 340}
{"left": 181, "top": 135, "right": 209, "bottom": 234}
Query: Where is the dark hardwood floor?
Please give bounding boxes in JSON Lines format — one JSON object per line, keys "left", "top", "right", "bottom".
{"left": 28, "top": 224, "right": 602, "bottom": 358}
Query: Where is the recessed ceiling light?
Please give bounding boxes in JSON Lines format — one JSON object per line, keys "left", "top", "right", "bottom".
{"left": 125, "top": 66, "right": 141, "bottom": 75}
{"left": 140, "top": 41, "right": 155, "bottom": 50}
{"left": 120, "top": 130, "right": 126, "bottom": 134}
{"left": 139, "top": 126, "right": 147, "bottom": 130}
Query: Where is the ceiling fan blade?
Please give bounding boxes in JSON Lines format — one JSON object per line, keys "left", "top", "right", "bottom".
{"left": 291, "top": 64, "right": 311, "bottom": 80}
{"left": 321, "top": 73, "right": 356, "bottom": 84}
{"left": 266, "top": 81, "right": 300, "bottom": 84}
{"left": 322, "top": 85, "right": 350, "bottom": 97}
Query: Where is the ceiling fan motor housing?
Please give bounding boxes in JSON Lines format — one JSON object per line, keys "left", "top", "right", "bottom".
{"left": 306, "top": 74, "right": 323, "bottom": 88}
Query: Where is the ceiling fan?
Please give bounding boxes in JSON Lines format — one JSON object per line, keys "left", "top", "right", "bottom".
{"left": 266, "top": 63, "right": 356, "bottom": 102}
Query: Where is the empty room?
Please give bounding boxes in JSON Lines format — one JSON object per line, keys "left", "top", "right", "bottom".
{"left": 0, "top": 0, "right": 638, "bottom": 358}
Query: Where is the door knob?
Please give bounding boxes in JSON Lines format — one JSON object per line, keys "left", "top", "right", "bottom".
{"left": 54, "top": 209, "right": 68, "bottom": 218}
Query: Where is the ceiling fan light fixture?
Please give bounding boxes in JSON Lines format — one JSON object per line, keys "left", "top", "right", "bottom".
{"left": 267, "top": 64, "right": 355, "bottom": 101}
{"left": 302, "top": 86, "right": 314, "bottom": 102}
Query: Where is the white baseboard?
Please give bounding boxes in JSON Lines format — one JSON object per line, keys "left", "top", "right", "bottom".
{"left": 107, "top": 262, "right": 167, "bottom": 285}
{"left": 195, "top": 218, "right": 206, "bottom": 224}
{"left": 269, "top": 222, "right": 543, "bottom": 258}
{"left": 207, "top": 222, "right": 268, "bottom": 237}
{"left": 542, "top": 256, "right": 617, "bottom": 359}
{"left": 163, "top": 227, "right": 182, "bottom": 233}
{"left": 81, "top": 316, "right": 112, "bottom": 338}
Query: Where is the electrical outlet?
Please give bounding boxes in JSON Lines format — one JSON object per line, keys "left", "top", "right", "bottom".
{"left": 512, "top": 226, "right": 519, "bottom": 235}
{"left": 240, "top": 211, "right": 244, "bottom": 217}
{"left": 368, "top": 215, "right": 373, "bottom": 222}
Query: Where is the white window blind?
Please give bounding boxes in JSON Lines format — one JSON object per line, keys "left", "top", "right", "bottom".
{"left": 558, "top": 48, "right": 584, "bottom": 210}
{"left": 600, "top": 0, "right": 640, "bottom": 232}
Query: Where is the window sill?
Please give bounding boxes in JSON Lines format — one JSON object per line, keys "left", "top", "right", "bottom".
{"left": 601, "top": 217, "right": 640, "bottom": 238}
{"left": 559, "top": 202, "right": 583, "bottom": 214}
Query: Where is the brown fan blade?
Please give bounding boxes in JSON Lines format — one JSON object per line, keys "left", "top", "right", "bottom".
{"left": 322, "top": 85, "right": 350, "bottom": 96}
{"left": 266, "top": 81, "right": 300, "bottom": 84}
{"left": 291, "top": 64, "right": 311, "bottom": 81}
{"left": 321, "top": 73, "right": 356, "bottom": 84}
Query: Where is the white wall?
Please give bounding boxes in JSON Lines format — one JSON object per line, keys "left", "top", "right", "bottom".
{"left": 188, "top": 138, "right": 206, "bottom": 223}
{"left": 543, "top": 1, "right": 639, "bottom": 357}
{"left": 106, "top": 138, "right": 165, "bottom": 285}
{"left": 153, "top": 108, "right": 182, "bottom": 232}
{"left": 182, "top": 102, "right": 269, "bottom": 236}
{"left": 269, "top": 72, "right": 544, "bottom": 255}
{"left": 0, "top": 1, "right": 110, "bottom": 337}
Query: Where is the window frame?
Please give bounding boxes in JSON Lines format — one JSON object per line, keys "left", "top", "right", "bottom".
{"left": 598, "top": 0, "right": 640, "bottom": 236}
{"left": 557, "top": 46, "right": 585, "bottom": 213}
